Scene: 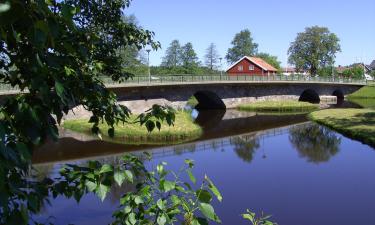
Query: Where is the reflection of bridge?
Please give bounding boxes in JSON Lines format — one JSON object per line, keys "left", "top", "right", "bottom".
{"left": 1, "top": 75, "right": 365, "bottom": 112}
{"left": 33, "top": 120, "right": 310, "bottom": 167}
{"left": 147, "top": 122, "right": 307, "bottom": 160}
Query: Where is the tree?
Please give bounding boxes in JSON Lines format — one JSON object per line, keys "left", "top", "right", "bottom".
{"left": 118, "top": 15, "right": 147, "bottom": 69}
{"left": 342, "top": 65, "right": 364, "bottom": 79}
{"left": 226, "top": 29, "right": 258, "bottom": 64}
{"left": 204, "top": 43, "right": 220, "bottom": 70}
{"left": 288, "top": 26, "right": 341, "bottom": 75}
{"left": 161, "top": 40, "right": 182, "bottom": 67}
{"left": 256, "top": 52, "right": 281, "bottom": 71}
{"left": 181, "top": 42, "right": 200, "bottom": 69}
{"left": 0, "top": 1, "right": 175, "bottom": 223}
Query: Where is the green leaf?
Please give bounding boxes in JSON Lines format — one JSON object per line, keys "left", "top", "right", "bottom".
{"left": 55, "top": 81, "right": 65, "bottom": 99}
{"left": 114, "top": 170, "right": 126, "bottom": 186}
{"left": 163, "top": 180, "right": 175, "bottom": 192}
{"left": 85, "top": 181, "right": 97, "bottom": 192}
{"left": 196, "top": 189, "right": 212, "bottom": 203}
{"left": 134, "top": 196, "right": 144, "bottom": 205}
{"left": 205, "top": 176, "right": 222, "bottom": 202}
{"left": 198, "top": 203, "right": 221, "bottom": 223}
{"left": 145, "top": 120, "right": 155, "bottom": 132}
{"left": 187, "top": 169, "right": 196, "bottom": 184}
{"left": 157, "top": 214, "right": 167, "bottom": 225}
{"left": 156, "top": 121, "right": 161, "bottom": 131}
{"left": 0, "top": 2, "right": 10, "bottom": 13}
{"left": 96, "top": 184, "right": 110, "bottom": 201}
{"left": 157, "top": 199, "right": 165, "bottom": 210}
{"left": 171, "top": 195, "right": 181, "bottom": 206}
{"left": 99, "top": 164, "right": 113, "bottom": 174}
{"left": 185, "top": 159, "right": 195, "bottom": 168}
{"left": 128, "top": 212, "right": 136, "bottom": 225}
{"left": 124, "top": 170, "right": 133, "bottom": 183}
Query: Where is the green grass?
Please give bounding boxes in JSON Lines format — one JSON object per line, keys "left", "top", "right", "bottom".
{"left": 63, "top": 111, "right": 203, "bottom": 145}
{"left": 348, "top": 86, "right": 375, "bottom": 99}
{"left": 309, "top": 108, "right": 375, "bottom": 147}
{"left": 349, "top": 98, "right": 375, "bottom": 109}
{"left": 237, "top": 100, "right": 319, "bottom": 113}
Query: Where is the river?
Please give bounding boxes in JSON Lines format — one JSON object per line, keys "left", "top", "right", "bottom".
{"left": 32, "top": 106, "right": 375, "bottom": 225}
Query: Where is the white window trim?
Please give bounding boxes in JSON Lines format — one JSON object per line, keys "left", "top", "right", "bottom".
{"left": 238, "top": 65, "right": 243, "bottom": 71}
{"left": 249, "top": 65, "right": 255, "bottom": 71}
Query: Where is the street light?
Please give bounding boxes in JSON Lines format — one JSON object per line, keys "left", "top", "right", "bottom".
{"left": 146, "top": 49, "right": 151, "bottom": 84}
{"left": 219, "top": 57, "right": 223, "bottom": 78}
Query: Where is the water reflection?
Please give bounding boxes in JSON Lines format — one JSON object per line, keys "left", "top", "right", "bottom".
{"left": 230, "top": 135, "right": 260, "bottom": 163}
{"left": 289, "top": 124, "right": 341, "bottom": 163}
{"left": 32, "top": 121, "right": 375, "bottom": 225}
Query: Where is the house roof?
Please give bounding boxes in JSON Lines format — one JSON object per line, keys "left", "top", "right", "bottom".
{"left": 370, "top": 60, "right": 375, "bottom": 69}
{"left": 226, "top": 56, "right": 277, "bottom": 72}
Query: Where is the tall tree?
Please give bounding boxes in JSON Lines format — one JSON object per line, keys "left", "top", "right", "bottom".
{"left": 181, "top": 42, "right": 200, "bottom": 68}
{"left": 118, "top": 15, "right": 146, "bottom": 67}
{"left": 256, "top": 53, "right": 281, "bottom": 71}
{"left": 226, "top": 29, "right": 258, "bottom": 64}
{"left": 161, "top": 40, "right": 182, "bottom": 67}
{"left": 0, "top": 0, "right": 173, "bottom": 223}
{"left": 204, "top": 43, "right": 220, "bottom": 70}
{"left": 288, "top": 26, "right": 341, "bottom": 75}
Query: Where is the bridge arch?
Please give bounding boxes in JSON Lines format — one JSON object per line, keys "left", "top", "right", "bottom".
{"left": 332, "top": 89, "right": 344, "bottom": 100}
{"left": 299, "top": 89, "right": 320, "bottom": 104}
{"left": 193, "top": 90, "right": 226, "bottom": 110}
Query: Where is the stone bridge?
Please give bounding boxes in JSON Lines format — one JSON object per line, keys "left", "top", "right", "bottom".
{"left": 109, "top": 81, "right": 364, "bottom": 112}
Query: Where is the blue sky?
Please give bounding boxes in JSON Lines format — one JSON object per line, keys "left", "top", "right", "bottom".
{"left": 126, "top": 0, "right": 375, "bottom": 67}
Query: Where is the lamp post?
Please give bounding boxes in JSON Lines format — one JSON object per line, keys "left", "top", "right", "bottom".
{"left": 219, "top": 57, "right": 223, "bottom": 78}
{"left": 146, "top": 49, "right": 151, "bottom": 84}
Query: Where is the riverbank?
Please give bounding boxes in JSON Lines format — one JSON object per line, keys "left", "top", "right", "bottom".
{"left": 309, "top": 108, "right": 375, "bottom": 147}
{"left": 63, "top": 111, "right": 203, "bottom": 145}
{"left": 237, "top": 100, "right": 319, "bottom": 113}
{"left": 348, "top": 86, "right": 375, "bottom": 99}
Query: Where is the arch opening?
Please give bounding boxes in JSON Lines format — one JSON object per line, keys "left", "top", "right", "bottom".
{"left": 299, "top": 89, "right": 320, "bottom": 104}
{"left": 193, "top": 91, "right": 226, "bottom": 110}
{"left": 332, "top": 89, "right": 344, "bottom": 100}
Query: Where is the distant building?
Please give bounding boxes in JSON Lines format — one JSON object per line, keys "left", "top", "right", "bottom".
{"left": 336, "top": 63, "right": 371, "bottom": 75}
{"left": 226, "top": 56, "right": 277, "bottom": 76}
{"left": 281, "top": 67, "right": 308, "bottom": 76}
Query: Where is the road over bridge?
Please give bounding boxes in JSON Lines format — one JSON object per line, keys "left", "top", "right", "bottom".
{"left": 105, "top": 75, "right": 365, "bottom": 112}
{"left": 0, "top": 75, "right": 366, "bottom": 112}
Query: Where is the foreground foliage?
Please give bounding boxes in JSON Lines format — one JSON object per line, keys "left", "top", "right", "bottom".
{"left": 57, "top": 154, "right": 223, "bottom": 225}
{"left": 309, "top": 109, "right": 375, "bottom": 147}
{"left": 237, "top": 100, "right": 318, "bottom": 113}
{"left": 63, "top": 111, "right": 203, "bottom": 145}
{"left": 0, "top": 0, "right": 175, "bottom": 223}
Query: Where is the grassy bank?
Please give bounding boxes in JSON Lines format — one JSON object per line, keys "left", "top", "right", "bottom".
{"left": 348, "top": 86, "right": 375, "bottom": 99}
{"left": 349, "top": 98, "right": 375, "bottom": 109}
{"left": 238, "top": 100, "right": 319, "bottom": 113}
{"left": 309, "top": 108, "right": 375, "bottom": 147}
{"left": 63, "top": 111, "right": 203, "bottom": 145}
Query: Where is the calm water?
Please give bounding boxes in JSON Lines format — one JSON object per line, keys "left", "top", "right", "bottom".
{"left": 32, "top": 108, "right": 375, "bottom": 225}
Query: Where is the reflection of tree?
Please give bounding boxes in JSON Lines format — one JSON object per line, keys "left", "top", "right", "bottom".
{"left": 230, "top": 135, "right": 260, "bottom": 163}
{"left": 289, "top": 124, "right": 341, "bottom": 163}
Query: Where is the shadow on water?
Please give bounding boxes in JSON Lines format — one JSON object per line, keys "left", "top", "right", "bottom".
{"left": 33, "top": 109, "right": 309, "bottom": 165}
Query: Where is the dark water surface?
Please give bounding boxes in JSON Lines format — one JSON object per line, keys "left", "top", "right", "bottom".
{"left": 33, "top": 109, "right": 375, "bottom": 225}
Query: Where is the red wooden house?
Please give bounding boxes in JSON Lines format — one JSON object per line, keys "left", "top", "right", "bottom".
{"left": 226, "top": 56, "right": 277, "bottom": 76}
